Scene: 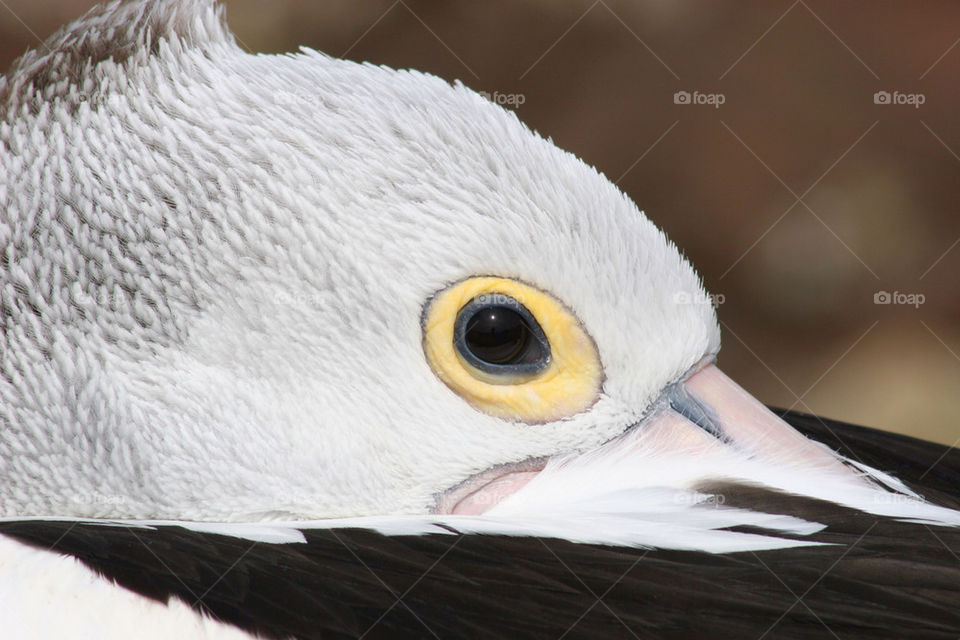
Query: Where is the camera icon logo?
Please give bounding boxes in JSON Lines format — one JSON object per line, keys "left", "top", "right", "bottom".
{"left": 874, "top": 291, "right": 892, "bottom": 304}
{"left": 873, "top": 91, "right": 891, "bottom": 105}
{"left": 674, "top": 91, "right": 691, "bottom": 105}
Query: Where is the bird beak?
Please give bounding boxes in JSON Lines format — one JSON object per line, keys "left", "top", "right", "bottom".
{"left": 439, "top": 364, "right": 852, "bottom": 515}
{"left": 660, "top": 364, "right": 848, "bottom": 470}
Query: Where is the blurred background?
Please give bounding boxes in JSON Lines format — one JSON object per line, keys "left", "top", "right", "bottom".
{"left": 3, "top": 1, "right": 959, "bottom": 445}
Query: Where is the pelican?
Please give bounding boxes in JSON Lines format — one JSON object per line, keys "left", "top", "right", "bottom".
{"left": 1, "top": 1, "right": 958, "bottom": 637}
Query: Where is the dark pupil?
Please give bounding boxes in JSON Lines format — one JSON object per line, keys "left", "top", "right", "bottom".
{"left": 464, "top": 306, "right": 529, "bottom": 365}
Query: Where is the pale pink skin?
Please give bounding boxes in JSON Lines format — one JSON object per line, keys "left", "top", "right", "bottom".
{"left": 441, "top": 365, "right": 854, "bottom": 515}
{"left": 685, "top": 365, "right": 852, "bottom": 473}
{"left": 448, "top": 471, "right": 541, "bottom": 516}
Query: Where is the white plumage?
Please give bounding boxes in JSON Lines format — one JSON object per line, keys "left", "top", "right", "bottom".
{"left": 2, "top": 1, "right": 959, "bottom": 638}
{"left": 1, "top": 0, "right": 717, "bottom": 521}
{"left": 1, "top": 0, "right": 956, "bottom": 551}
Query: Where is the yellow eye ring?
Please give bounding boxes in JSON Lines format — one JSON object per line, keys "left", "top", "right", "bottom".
{"left": 422, "top": 277, "right": 603, "bottom": 422}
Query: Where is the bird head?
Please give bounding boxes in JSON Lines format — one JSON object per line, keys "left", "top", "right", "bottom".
{"left": 3, "top": 1, "right": 939, "bottom": 545}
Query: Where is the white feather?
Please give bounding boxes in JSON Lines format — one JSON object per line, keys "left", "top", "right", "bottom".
{"left": 0, "top": 536, "right": 255, "bottom": 640}
{"left": 0, "top": 0, "right": 717, "bottom": 521}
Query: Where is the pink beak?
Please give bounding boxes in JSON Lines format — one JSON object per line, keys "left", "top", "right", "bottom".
{"left": 440, "top": 364, "right": 853, "bottom": 515}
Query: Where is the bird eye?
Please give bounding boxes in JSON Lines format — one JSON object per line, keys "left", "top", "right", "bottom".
{"left": 454, "top": 295, "right": 550, "bottom": 380}
{"left": 422, "top": 277, "right": 603, "bottom": 422}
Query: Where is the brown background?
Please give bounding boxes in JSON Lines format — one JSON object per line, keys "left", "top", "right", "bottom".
{"left": 3, "top": 1, "right": 959, "bottom": 445}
